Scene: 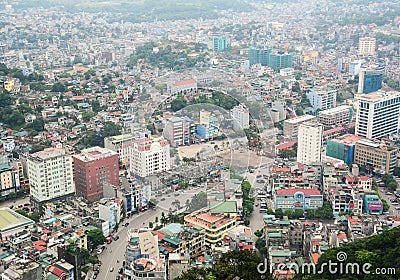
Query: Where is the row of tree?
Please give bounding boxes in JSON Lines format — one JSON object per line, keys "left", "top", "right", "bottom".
{"left": 242, "top": 181, "right": 254, "bottom": 226}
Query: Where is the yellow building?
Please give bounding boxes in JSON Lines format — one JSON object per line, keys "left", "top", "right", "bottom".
{"left": 4, "top": 80, "right": 14, "bottom": 92}
{"left": 0, "top": 164, "right": 16, "bottom": 197}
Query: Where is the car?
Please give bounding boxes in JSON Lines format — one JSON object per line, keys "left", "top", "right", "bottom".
{"left": 9, "top": 205, "right": 14, "bottom": 209}
{"left": 174, "top": 193, "right": 179, "bottom": 197}
{"left": 160, "top": 198, "right": 166, "bottom": 201}
{"left": 110, "top": 267, "right": 114, "bottom": 272}
{"left": 124, "top": 222, "right": 129, "bottom": 227}
{"left": 255, "top": 203, "right": 259, "bottom": 207}
{"left": 107, "top": 239, "right": 112, "bottom": 244}
{"left": 396, "top": 207, "right": 400, "bottom": 210}
{"left": 386, "top": 192, "right": 393, "bottom": 195}
{"left": 113, "top": 236, "right": 120, "bottom": 241}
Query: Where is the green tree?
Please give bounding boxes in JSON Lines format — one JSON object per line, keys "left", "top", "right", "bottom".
{"left": 187, "top": 192, "right": 207, "bottom": 212}
{"left": 87, "top": 229, "right": 106, "bottom": 249}
{"left": 275, "top": 208, "right": 284, "bottom": 219}
{"left": 51, "top": 82, "right": 67, "bottom": 92}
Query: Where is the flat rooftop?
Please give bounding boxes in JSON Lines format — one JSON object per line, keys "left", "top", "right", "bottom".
{"left": 0, "top": 208, "right": 35, "bottom": 234}
{"left": 284, "top": 114, "right": 315, "bottom": 124}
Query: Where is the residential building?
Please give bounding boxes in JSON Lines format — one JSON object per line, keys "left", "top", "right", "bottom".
{"left": 73, "top": 147, "right": 119, "bottom": 202}
{"left": 355, "top": 90, "right": 400, "bottom": 139}
{"left": 268, "top": 52, "right": 293, "bottom": 70}
{"left": 230, "top": 104, "right": 250, "bottom": 131}
{"left": 130, "top": 137, "right": 170, "bottom": 178}
{"left": 104, "top": 134, "right": 137, "bottom": 166}
{"left": 358, "top": 65, "right": 384, "bottom": 94}
{"left": 163, "top": 117, "right": 195, "bottom": 146}
{"left": 317, "top": 105, "right": 352, "bottom": 127}
{"left": 306, "top": 87, "right": 337, "bottom": 110}
{"left": 274, "top": 188, "right": 323, "bottom": 211}
{"left": 98, "top": 198, "right": 122, "bottom": 232}
{"left": 326, "top": 134, "right": 363, "bottom": 165}
{"left": 184, "top": 210, "right": 237, "bottom": 244}
{"left": 358, "top": 37, "right": 376, "bottom": 57}
{"left": 249, "top": 45, "right": 271, "bottom": 66}
{"left": 212, "top": 36, "right": 228, "bottom": 52}
{"left": 297, "top": 122, "right": 323, "bottom": 165}
{"left": 0, "top": 164, "right": 17, "bottom": 198}
{"left": 283, "top": 114, "right": 316, "bottom": 139}
{"left": 1, "top": 261, "right": 42, "bottom": 280}
{"left": 354, "top": 139, "right": 398, "bottom": 174}
{"left": 27, "top": 148, "right": 75, "bottom": 210}
{"left": 348, "top": 60, "right": 362, "bottom": 76}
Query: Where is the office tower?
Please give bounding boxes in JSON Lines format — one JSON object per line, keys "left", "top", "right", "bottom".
{"left": 230, "top": 104, "right": 250, "bottom": 131}
{"left": 27, "top": 148, "right": 75, "bottom": 210}
{"left": 163, "top": 116, "right": 195, "bottom": 147}
{"left": 355, "top": 90, "right": 400, "bottom": 139}
{"left": 283, "top": 114, "right": 316, "bottom": 139}
{"left": 212, "top": 36, "right": 228, "bottom": 52}
{"left": 297, "top": 122, "right": 323, "bottom": 165}
{"left": 130, "top": 137, "right": 170, "bottom": 178}
{"left": 73, "top": 147, "right": 119, "bottom": 202}
{"left": 249, "top": 45, "right": 271, "bottom": 66}
{"left": 358, "top": 37, "right": 376, "bottom": 56}
{"left": 358, "top": 65, "right": 384, "bottom": 94}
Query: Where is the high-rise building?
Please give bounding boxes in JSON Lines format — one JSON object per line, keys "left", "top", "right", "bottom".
{"left": 297, "top": 122, "right": 323, "bottom": 165}
{"left": 163, "top": 117, "right": 195, "bottom": 147}
{"left": 306, "top": 87, "right": 337, "bottom": 110}
{"left": 358, "top": 65, "right": 384, "bottom": 94}
{"left": 326, "top": 134, "right": 363, "bottom": 165}
{"left": 249, "top": 45, "right": 271, "bottom": 66}
{"left": 104, "top": 133, "right": 137, "bottom": 166}
{"left": 212, "top": 36, "right": 228, "bottom": 52}
{"left": 130, "top": 137, "right": 170, "bottom": 178}
{"left": 358, "top": 37, "right": 376, "bottom": 57}
{"left": 73, "top": 147, "right": 119, "bottom": 202}
{"left": 230, "top": 104, "right": 250, "bottom": 131}
{"left": 355, "top": 90, "right": 400, "bottom": 139}
{"left": 27, "top": 148, "right": 75, "bottom": 210}
{"left": 0, "top": 164, "right": 18, "bottom": 198}
{"left": 268, "top": 52, "right": 293, "bottom": 70}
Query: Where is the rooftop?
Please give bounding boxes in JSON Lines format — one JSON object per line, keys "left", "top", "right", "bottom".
{"left": 284, "top": 114, "right": 315, "bottom": 124}
{"left": 73, "top": 146, "right": 118, "bottom": 162}
{"left": 276, "top": 188, "right": 321, "bottom": 196}
{"left": 0, "top": 208, "right": 35, "bottom": 234}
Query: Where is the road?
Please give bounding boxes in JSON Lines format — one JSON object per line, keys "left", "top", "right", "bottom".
{"left": 0, "top": 196, "right": 30, "bottom": 210}
{"left": 377, "top": 186, "right": 399, "bottom": 217}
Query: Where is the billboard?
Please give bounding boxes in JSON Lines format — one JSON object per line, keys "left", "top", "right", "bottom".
{"left": 368, "top": 202, "right": 383, "bottom": 211}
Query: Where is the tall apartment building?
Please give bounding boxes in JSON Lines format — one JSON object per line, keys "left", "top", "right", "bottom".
{"left": 358, "top": 37, "right": 376, "bottom": 56}
{"left": 104, "top": 134, "right": 137, "bottom": 165}
{"left": 297, "top": 122, "right": 323, "bottom": 165}
{"left": 354, "top": 139, "right": 398, "bottom": 174}
{"left": 268, "top": 52, "right": 293, "bottom": 70}
{"left": 283, "top": 114, "right": 316, "bottom": 139}
{"left": 358, "top": 65, "right": 384, "bottom": 94}
{"left": 73, "top": 147, "right": 119, "bottom": 202}
{"left": 249, "top": 45, "right": 271, "bottom": 66}
{"left": 317, "top": 105, "right": 352, "bottom": 127}
{"left": 212, "top": 36, "right": 228, "bottom": 52}
{"left": 163, "top": 117, "right": 195, "bottom": 147}
{"left": 355, "top": 90, "right": 400, "bottom": 139}
{"left": 27, "top": 148, "right": 75, "bottom": 210}
{"left": 0, "top": 164, "right": 18, "bottom": 198}
{"left": 130, "top": 137, "right": 170, "bottom": 178}
{"left": 306, "top": 87, "right": 337, "bottom": 110}
{"left": 230, "top": 104, "right": 250, "bottom": 131}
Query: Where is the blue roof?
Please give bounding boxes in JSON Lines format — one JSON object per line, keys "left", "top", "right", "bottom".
{"left": 160, "top": 223, "right": 183, "bottom": 235}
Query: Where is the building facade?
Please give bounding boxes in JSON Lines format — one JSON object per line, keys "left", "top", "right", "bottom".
{"left": 354, "top": 139, "right": 398, "bottom": 174}
{"left": 212, "top": 36, "right": 228, "bottom": 52}
{"left": 358, "top": 37, "right": 376, "bottom": 57}
{"left": 317, "top": 105, "right": 352, "bottom": 127}
{"left": 27, "top": 148, "right": 75, "bottom": 210}
{"left": 297, "top": 122, "right": 323, "bottom": 165}
{"left": 130, "top": 137, "right": 170, "bottom": 178}
{"left": 268, "top": 52, "right": 293, "bottom": 70}
{"left": 306, "top": 87, "right": 337, "bottom": 110}
{"left": 355, "top": 90, "right": 400, "bottom": 139}
{"left": 104, "top": 134, "right": 137, "bottom": 166}
{"left": 230, "top": 104, "right": 250, "bottom": 131}
{"left": 0, "top": 164, "right": 18, "bottom": 199}
{"left": 283, "top": 114, "right": 316, "bottom": 139}
{"left": 249, "top": 45, "right": 271, "bottom": 66}
{"left": 274, "top": 188, "right": 323, "bottom": 211}
{"left": 358, "top": 65, "right": 384, "bottom": 94}
{"left": 73, "top": 147, "right": 119, "bottom": 202}
{"left": 326, "top": 134, "right": 363, "bottom": 165}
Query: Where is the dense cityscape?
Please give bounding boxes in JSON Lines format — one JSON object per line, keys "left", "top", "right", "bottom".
{"left": 0, "top": 0, "right": 399, "bottom": 279}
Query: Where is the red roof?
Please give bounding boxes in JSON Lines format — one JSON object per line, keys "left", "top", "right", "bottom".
{"left": 35, "top": 245, "right": 46, "bottom": 251}
{"left": 152, "top": 231, "right": 166, "bottom": 241}
{"left": 276, "top": 139, "right": 298, "bottom": 150}
{"left": 242, "top": 245, "right": 254, "bottom": 250}
{"left": 42, "top": 229, "right": 50, "bottom": 234}
{"left": 34, "top": 240, "right": 47, "bottom": 246}
{"left": 48, "top": 266, "right": 67, "bottom": 277}
{"left": 276, "top": 188, "right": 321, "bottom": 196}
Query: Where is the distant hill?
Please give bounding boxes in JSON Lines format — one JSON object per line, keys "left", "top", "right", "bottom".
{"left": 10, "top": 0, "right": 253, "bottom": 21}
{"left": 301, "top": 226, "right": 400, "bottom": 280}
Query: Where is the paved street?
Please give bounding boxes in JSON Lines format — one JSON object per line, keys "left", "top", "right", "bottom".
{"left": 0, "top": 196, "right": 30, "bottom": 210}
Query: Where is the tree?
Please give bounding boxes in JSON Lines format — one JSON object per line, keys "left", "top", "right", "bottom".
{"left": 187, "top": 191, "right": 207, "bottom": 212}
{"left": 274, "top": 208, "right": 284, "bottom": 219}
{"left": 87, "top": 229, "right": 106, "bottom": 249}
{"left": 387, "top": 181, "right": 398, "bottom": 191}
{"left": 29, "top": 212, "right": 43, "bottom": 223}
{"left": 172, "top": 199, "right": 181, "bottom": 211}
{"left": 51, "top": 82, "right": 67, "bottom": 92}
{"left": 160, "top": 212, "right": 167, "bottom": 225}
{"left": 255, "top": 230, "right": 263, "bottom": 238}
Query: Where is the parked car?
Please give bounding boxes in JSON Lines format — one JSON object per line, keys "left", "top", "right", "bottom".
{"left": 107, "top": 239, "right": 112, "bottom": 244}
{"left": 110, "top": 267, "right": 114, "bottom": 272}
{"left": 113, "top": 236, "right": 119, "bottom": 241}
{"left": 160, "top": 198, "right": 166, "bottom": 201}
{"left": 124, "top": 222, "right": 129, "bottom": 227}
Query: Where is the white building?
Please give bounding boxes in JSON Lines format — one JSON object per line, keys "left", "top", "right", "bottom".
{"left": 130, "top": 137, "right": 170, "bottom": 178}
{"left": 355, "top": 90, "right": 400, "bottom": 139}
{"left": 348, "top": 60, "right": 362, "bottom": 76}
{"left": 230, "top": 104, "right": 250, "bottom": 131}
{"left": 306, "top": 87, "right": 337, "bottom": 110}
{"left": 104, "top": 134, "right": 137, "bottom": 165}
{"left": 98, "top": 198, "right": 121, "bottom": 232}
{"left": 297, "top": 122, "right": 322, "bottom": 165}
{"left": 27, "top": 148, "right": 75, "bottom": 210}
{"left": 317, "top": 105, "right": 352, "bottom": 127}
{"left": 358, "top": 37, "right": 376, "bottom": 57}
